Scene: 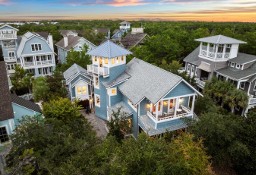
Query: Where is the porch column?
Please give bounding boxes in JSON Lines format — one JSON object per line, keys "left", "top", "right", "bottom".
{"left": 200, "top": 42, "right": 202, "bottom": 54}
{"left": 237, "top": 81, "right": 240, "bottom": 89}
{"left": 174, "top": 97, "right": 179, "bottom": 118}
{"left": 206, "top": 43, "right": 210, "bottom": 57}
{"left": 222, "top": 44, "right": 226, "bottom": 59}
{"left": 156, "top": 102, "right": 159, "bottom": 121}
{"left": 167, "top": 99, "right": 170, "bottom": 114}
{"left": 191, "top": 95, "right": 196, "bottom": 114}
{"left": 214, "top": 44, "right": 218, "bottom": 60}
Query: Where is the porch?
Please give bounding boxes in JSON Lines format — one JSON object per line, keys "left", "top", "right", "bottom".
{"left": 87, "top": 64, "right": 109, "bottom": 77}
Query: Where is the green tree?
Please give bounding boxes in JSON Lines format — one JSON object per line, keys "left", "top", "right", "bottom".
{"left": 32, "top": 76, "right": 49, "bottom": 102}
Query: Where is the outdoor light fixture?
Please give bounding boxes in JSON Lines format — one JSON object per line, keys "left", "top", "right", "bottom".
{"left": 179, "top": 98, "right": 184, "bottom": 104}
{"left": 146, "top": 104, "right": 151, "bottom": 108}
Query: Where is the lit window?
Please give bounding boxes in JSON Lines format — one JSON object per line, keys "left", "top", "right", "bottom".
{"left": 95, "top": 95, "right": 100, "bottom": 107}
{"left": 77, "top": 86, "right": 86, "bottom": 94}
{"left": 109, "top": 87, "right": 117, "bottom": 96}
{"left": 104, "top": 58, "right": 108, "bottom": 64}
{"left": 0, "top": 126, "right": 9, "bottom": 143}
{"left": 111, "top": 58, "right": 115, "bottom": 64}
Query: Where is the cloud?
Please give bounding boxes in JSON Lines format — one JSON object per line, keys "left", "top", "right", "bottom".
{"left": 0, "top": 0, "right": 11, "bottom": 5}
{"left": 64, "top": 0, "right": 148, "bottom": 7}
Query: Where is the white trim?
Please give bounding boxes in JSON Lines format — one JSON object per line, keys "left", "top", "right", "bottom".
{"left": 95, "top": 94, "right": 100, "bottom": 107}
{"left": 128, "top": 99, "right": 137, "bottom": 111}
{"left": 230, "top": 62, "right": 235, "bottom": 67}
{"left": 241, "top": 59, "right": 256, "bottom": 65}
{"left": 12, "top": 102, "right": 39, "bottom": 114}
{"left": 108, "top": 87, "right": 117, "bottom": 96}
{"left": 20, "top": 52, "right": 55, "bottom": 57}
{"left": 31, "top": 43, "right": 42, "bottom": 52}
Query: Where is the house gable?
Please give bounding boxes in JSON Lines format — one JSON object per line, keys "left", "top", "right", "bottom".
{"left": 164, "top": 81, "right": 196, "bottom": 99}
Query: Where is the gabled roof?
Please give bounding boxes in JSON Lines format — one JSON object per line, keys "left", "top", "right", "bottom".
{"left": 120, "top": 21, "right": 131, "bottom": 25}
{"left": 102, "top": 72, "right": 131, "bottom": 88}
{"left": 55, "top": 35, "right": 95, "bottom": 51}
{"left": 87, "top": 40, "right": 132, "bottom": 58}
{"left": 35, "top": 32, "right": 49, "bottom": 40}
{"left": 183, "top": 46, "right": 201, "bottom": 65}
{"left": 229, "top": 53, "right": 256, "bottom": 64}
{"left": 121, "top": 33, "right": 147, "bottom": 49}
{"left": 11, "top": 94, "right": 41, "bottom": 113}
{"left": 0, "top": 24, "right": 19, "bottom": 31}
{"left": 195, "top": 35, "right": 246, "bottom": 44}
{"left": 63, "top": 63, "right": 91, "bottom": 84}
{"left": 118, "top": 58, "right": 183, "bottom": 105}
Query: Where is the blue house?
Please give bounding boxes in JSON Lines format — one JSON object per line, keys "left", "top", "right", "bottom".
{"left": 63, "top": 63, "right": 93, "bottom": 104}
{"left": 87, "top": 40, "right": 201, "bottom": 137}
{"left": 0, "top": 49, "right": 41, "bottom": 144}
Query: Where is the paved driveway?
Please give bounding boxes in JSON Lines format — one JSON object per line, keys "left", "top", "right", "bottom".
{"left": 81, "top": 110, "right": 108, "bottom": 139}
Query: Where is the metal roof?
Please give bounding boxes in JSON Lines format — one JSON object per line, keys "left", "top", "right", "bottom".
{"left": 195, "top": 35, "right": 246, "bottom": 44}
{"left": 198, "top": 62, "right": 211, "bottom": 72}
{"left": 87, "top": 40, "right": 132, "bottom": 58}
{"left": 229, "top": 53, "right": 256, "bottom": 64}
{"left": 63, "top": 63, "right": 92, "bottom": 84}
{"left": 11, "top": 94, "right": 41, "bottom": 113}
{"left": 0, "top": 24, "right": 19, "bottom": 31}
{"left": 118, "top": 58, "right": 182, "bottom": 105}
{"left": 102, "top": 72, "right": 131, "bottom": 88}
{"left": 183, "top": 46, "right": 201, "bottom": 65}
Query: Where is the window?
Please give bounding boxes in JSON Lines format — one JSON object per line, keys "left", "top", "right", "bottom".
{"left": 128, "top": 99, "right": 137, "bottom": 110}
{"left": 236, "top": 64, "right": 240, "bottom": 69}
{"left": 226, "top": 44, "right": 231, "bottom": 52}
{"left": 108, "top": 87, "right": 117, "bottom": 96}
{"left": 240, "top": 82, "right": 245, "bottom": 90}
{"left": 187, "top": 64, "right": 190, "bottom": 71}
{"left": 94, "top": 76, "right": 99, "bottom": 88}
{"left": 218, "top": 44, "right": 224, "bottom": 53}
{"left": 104, "top": 58, "right": 108, "bottom": 64}
{"left": 191, "top": 65, "right": 194, "bottom": 73}
{"left": 254, "top": 82, "right": 256, "bottom": 91}
{"left": 7, "top": 63, "right": 16, "bottom": 70}
{"left": 202, "top": 42, "right": 207, "bottom": 46}
{"left": 230, "top": 62, "right": 235, "bottom": 67}
{"left": 95, "top": 95, "right": 100, "bottom": 107}
{"left": 8, "top": 51, "right": 15, "bottom": 58}
{"left": 94, "top": 57, "right": 97, "bottom": 62}
{"left": 121, "top": 56, "right": 125, "bottom": 62}
{"left": 111, "top": 58, "right": 115, "bottom": 65}
{"left": 77, "top": 86, "right": 86, "bottom": 94}
{"left": 31, "top": 44, "right": 42, "bottom": 51}
{"left": 0, "top": 126, "right": 9, "bottom": 143}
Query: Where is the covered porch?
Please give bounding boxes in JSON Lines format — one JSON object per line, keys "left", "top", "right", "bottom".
{"left": 146, "top": 94, "right": 196, "bottom": 121}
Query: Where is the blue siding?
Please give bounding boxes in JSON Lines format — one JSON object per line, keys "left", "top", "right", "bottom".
{"left": 22, "top": 37, "right": 52, "bottom": 55}
{"left": 71, "top": 87, "right": 76, "bottom": 97}
{"left": 70, "top": 75, "right": 91, "bottom": 86}
{"left": 110, "top": 88, "right": 123, "bottom": 106}
{"left": 12, "top": 103, "right": 40, "bottom": 126}
{"left": 139, "top": 98, "right": 149, "bottom": 116}
{"left": 164, "top": 81, "right": 195, "bottom": 98}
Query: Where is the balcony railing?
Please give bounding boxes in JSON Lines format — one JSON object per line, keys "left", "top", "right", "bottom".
{"left": 249, "top": 98, "right": 256, "bottom": 105}
{"left": 36, "top": 60, "right": 54, "bottom": 65}
{"left": 195, "top": 78, "right": 206, "bottom": 88}
{"left": 4, "top": 57, "right": 16, "bottom": 62}
{"left": 0, "top": 34, "right": 17, "bottom": 39}
{"left": 88, "top": 64, "right": 109, "bottom": 76}
{"left": 200, "top": 49, "right": 230, "bottom": 59}
{"left": 24, "top": 62, "right": 34, "bottom": 67}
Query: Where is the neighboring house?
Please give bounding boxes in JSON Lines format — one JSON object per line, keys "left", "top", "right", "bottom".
{"left": 119, "top": 21, "right": 131, "bottom": 32}
{"left": 111, "top": 29, "right": 125, "bottom": 41}
{"left": 0, "top": 24, "right": 19, "bottom": 75}
{"left": 56, "top": 30, "right": 95, "bottom": 63}
{"left": 16, "top": 31, "right": 55, "bottom": 77}
{"left": 0, "top": 24, "right": 56, "bottom": 77}
{"left": 87, "top": 40, "right": 201, "bottom": 138}
{"left": 0, "top": 50, "right": 41, "bottom": 144}
{"left": 183, "top": 34, "right": 256, "bottom": 113}
{"left": 63, "top": 63, "right": 93, "bottom": 103}
{"left": 93, "top": 28, "right": 110, "bottom": 39}
{"left": 121, "top": 28, "right": 148, "bottom": 50}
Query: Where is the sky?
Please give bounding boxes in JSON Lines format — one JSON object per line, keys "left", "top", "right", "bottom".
{"left": 0, "top": 0, "right": 256, "bottom": 22}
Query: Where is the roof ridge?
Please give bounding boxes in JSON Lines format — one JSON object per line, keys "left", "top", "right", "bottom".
{"left": 217, "top": 35, "right": 221, "bottom": 44}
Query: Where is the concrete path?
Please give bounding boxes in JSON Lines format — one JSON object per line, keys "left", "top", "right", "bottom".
{"left": 81, "top": 110, "right": 108, "bottom": 139}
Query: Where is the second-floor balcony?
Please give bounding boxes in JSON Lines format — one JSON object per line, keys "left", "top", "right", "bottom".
{"left": 23, "top": 60, "right": 54, "bottom": 68}
{"left": 87, "top": 64, "right": 109, "bottom": 77}
{"left": 200, "top": 48, "right": 230, "bottom": 60}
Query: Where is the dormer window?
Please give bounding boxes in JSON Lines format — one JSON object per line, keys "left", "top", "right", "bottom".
{"left": 111, "top": 58, "right": 115, "bottom": 65}
{"left": 230, "top": 62, "right": 235, "bottom": 67}
{"left": 31, "top": 44, "right": 42, "bottom": 51}
{"left": 236, "top": 64, "right": 240, "bottom": 69}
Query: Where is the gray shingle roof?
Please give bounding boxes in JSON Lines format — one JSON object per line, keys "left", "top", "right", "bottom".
{"left": 11, "top": 94, "right": 41, "bottom": 113}
{"left": 121, "top": 33, "right": 147, "bottom": 49}
{"left": 195, "top": 35, "right": 246, "bottom": 44}
{"left": 229, "top": 53, "right": 256, "bottom": 64}
{"left": 35, "top": 32, "right": 49, "bottom": 40}
{"left": 102, "top": 72, "right": 131, "bottom": 88}
{"left": 63, "top": 63, "right": 91, "bottom": 84}
{"left": 87, "top": 40, "right": 132, "bottom": 58}
{"left": 183, "top": 46, "right": 201, "bottom": 66}
{"left": 108, "top": 102, "right": 133, "bottom": 116}
{"left": 55, "top": 35, "right": 80, "bottom": 50}
{"left": 216, "top": 65, "right": 256, "bottom": 80}
{"left": 119, "top": 58, "right": 182, "bottom": 104}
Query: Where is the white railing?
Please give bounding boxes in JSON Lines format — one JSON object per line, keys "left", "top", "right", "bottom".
{"left": 216, "top": 53, "right": 223, "bottom": 59}
{"left": 24, "top": 62, "right": 34, "bottom": 67}
{"left": 3, "top": 45, "right": 16, "bottom": 48}
{"left": 201, "top": 50, "right": 207, "bottom": 57}
{"left": 249, "top": 98, "right": 256, "bottom": 105}
{"left": 224, "top": 53, "right": 230, "bottom": 58}
{"left": 0, "top": 34, "right": 16, "bottom": 39}
{"left": 4, "top": 57, "right": 16, "bottom": 61}
{"left": 92, "top": 65, "right": 109, "bottom": 76}
{"left": 19, "top": 93, "right": 33, "bottom": 100}
{"left": 208, "top": 52, "right": 215, "bottom": 58}
{"left": 195, "top": 78, "right": 206, "bottom": 88}
{"left": 36, "top": 60, "right": 53, "bottom": 65}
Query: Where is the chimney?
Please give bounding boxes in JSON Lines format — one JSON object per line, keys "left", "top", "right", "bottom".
{"left": 64, "top": 35, "right": 68, "bottom": 48}
{"left": 0, "top": 46, "right": 14, "bottom": 122}
{"left": 48, "top": 33, "right": 54, "bottom": 51}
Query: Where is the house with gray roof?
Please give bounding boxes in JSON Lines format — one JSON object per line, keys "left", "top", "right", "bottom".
{"left": 87, "top": 40, "right": 201, "bottom": 137}
{"left": 0, "top": 24, "right": 56, "bottom": 77}
{"left": 56, "top": 30, "right": 95, "bottom": 63}
{"left": 183, "top": 34, "right": 256, "bottom": 114}
{"left": 0, "top": 47, "right": 41, "bottom": 143}
{"left": 63, "top": 63, "right": 93, "bottom": 102}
